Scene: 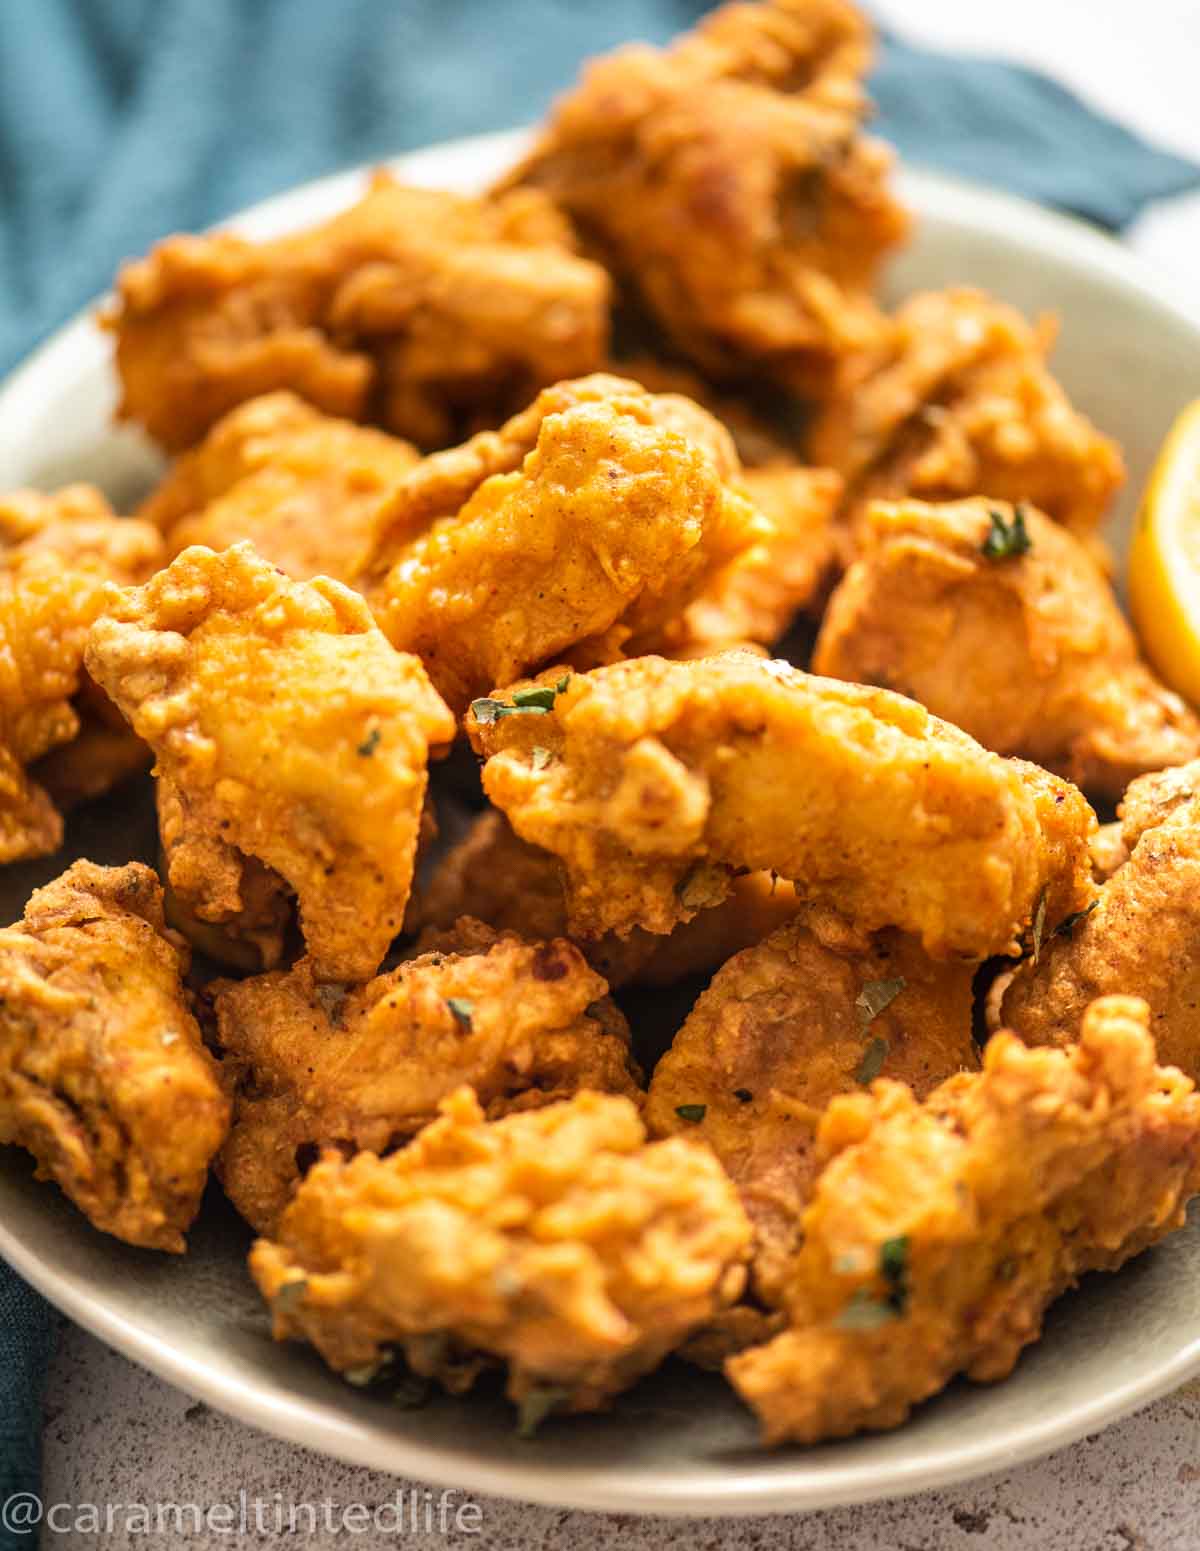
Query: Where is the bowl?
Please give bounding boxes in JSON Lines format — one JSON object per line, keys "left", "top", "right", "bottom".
{"left": 3, "top": 127, "right": 1200, "bottom": 1517}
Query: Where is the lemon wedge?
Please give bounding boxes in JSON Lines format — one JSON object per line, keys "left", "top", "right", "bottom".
{"left": 1129, "top": 398, "right": 1200, "bottom": 708}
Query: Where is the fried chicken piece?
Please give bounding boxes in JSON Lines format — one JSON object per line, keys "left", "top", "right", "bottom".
{"left": 808, "top": 289, "right": 1125, "bottom": 552}
{"left": 249, "top": 1086, "right": 751, "bottom": 1413}
{"left": 0, "top": 488, "right": 164, "bottom": 858}
{"left": 994, "top": 782, "right": 1200, "bottom": 1080}
{"left": 85, "top": 544, "right": 455, "bottom": 981}
{"left": 728, "top": 996, "right": 1200, "bottom": 1444}
{"left": 214, "top": 920, "right": 640, "bottom": 1235}
{"left": 139, "top": 392, "right": 419, "bottom": 585}
{"left": 408, "top": 807, "right": 803, "bottom": 989}
{"left": 646, "top": 909, "right": 977, "bottom": 1303}
{"left": 814, "top": 499, "right": 1200, "bottom": 799}
{"left": 501, "top": 0, "right": 908, "bottom": 393}
{"left": 0, "top": 861, "right": 229, "bottom": 1251}
{"left": 656, "top": 464, "right": 842, "bottom": 654}
{"left": 106, "top": 174, "right": 611, "bottom": 453}
{"left": 607, "top": 356, "right": 795, "bottom": 466}
{"left": 359, "top": 385, "right": 765, "bottom": 712}
{"left": 471, "top": 651, "right": 1096, "bottom": 959}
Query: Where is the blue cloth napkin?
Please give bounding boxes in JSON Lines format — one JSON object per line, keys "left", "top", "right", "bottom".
{"left": 1, "top": 5, "right": 1198, "bottom": 1545}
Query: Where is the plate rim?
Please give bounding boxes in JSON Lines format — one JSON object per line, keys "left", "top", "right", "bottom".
{"left": 5, "top": 126, "right": 1200, "bottom": 1517}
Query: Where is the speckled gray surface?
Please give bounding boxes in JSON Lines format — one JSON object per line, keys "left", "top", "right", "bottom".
{"left": 40, "top": 1322, "right": 1200, "bottom": 1549}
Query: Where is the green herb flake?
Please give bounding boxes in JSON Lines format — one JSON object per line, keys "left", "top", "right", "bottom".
{"left": 469, "top": 695, "right": 547, "bottom": 725}
{"left": 1054, "top": 900, "right": 1099, "bottom": 939}
{"left": 857, "top": 1036, "right": 889, "bottom": 1086}
{"left": 356, "top": 727, "right": 382, "bottom": 757}
{"left": 733, "top": 1088, "right": 754, "bottom": 1104}
{"left": 855, "top": 977, "right": 906, "bottom": 1029}
{"left": 446, "top": 997, "right": 475, "bottom": 1030}
{"left": 835, "top": 1288, "right": 896, "bottom": 1332}
{"left": 274, "top": 1277, "right": 308, "bottom": 1317}
{"left": 879, "top": 1235, "right": 910, "bottom": 1314}
{"left": 675, "top": 1103, "right": 707, "bottom": 1123}
{"left": 554, "top": 673, "right": 571, "bottom": 694}
{"left": 530, "top": 746, "right": 553, "bottom": 772}
{"left": 516, "top": 1385, "right": 570, "bottom": 1440}
{"left": 512, "top": 685, "right": 560, "bottom": 711}
{"left": 981, "top": 505, "right": 1033, "bottom": 560}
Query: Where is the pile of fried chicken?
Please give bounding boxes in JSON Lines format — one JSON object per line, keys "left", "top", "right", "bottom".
{"left": 4, "top": 0, "right": 1200, "bottom": 1449}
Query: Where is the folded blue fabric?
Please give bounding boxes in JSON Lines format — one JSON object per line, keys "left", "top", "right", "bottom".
{"left": 1, "top": 4, "right": 1198, "bottom": 1539}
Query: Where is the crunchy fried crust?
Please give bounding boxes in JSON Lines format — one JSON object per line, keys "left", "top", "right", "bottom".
{"left": 249, "top": 1086, "right": 752, "bottom": 1412}
{"left": 105, "top": 173, "right": 611, "bottom": 452}
{"left": 471, "top": 651, "right": 1096, "bottom": 959}
{"left": 728, "top": 997, "right": 1200, "bottom": 1444}
{"left": 645, "top": 909, "right": 976, "bottom": 1302}
{"left": 0, "top": 861, "right": 229, "bottom": 1251}
{"left": 995, "top": 784, "right": 1200, "bottom": 1081}
{"left": 408, "top": 808, "right": 804, "bottom": 989}
{"left": 139, "top": 391, "right": 420, "bottom": 584}
{"left": 85, "top": 544, "right": 455, "bottom": 981}
{"left": 808, "top": 289, "right": 1124, "bottom": 550}
{"left": 814, "top": 498, "right": 1200, "bottom": 798}
{"left": 0, "top": 487, "right": 164, "bottom": 857}
{"left": 501, "top": 0, "right": 908, "bottom": 392}
{"left": 358, "top": 379, "right": 764, "bottom": 709}
{"left": 214, "top": 921, "right": 641, "bottom": 1236}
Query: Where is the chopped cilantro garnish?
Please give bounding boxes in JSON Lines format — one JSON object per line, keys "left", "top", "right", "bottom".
{"left": 446, "top": 997, "right": 474, "bottom": 1030}
{"left": 356, "top": 727, "right": 382, "bottom": 757}
{"left": 530, "top": 746, "right": 553, "bottom": 771}
{"left": 835, "top": 1288, "right": 896, "bottom": 1331}
{"left": 1054, "top": 900, "right": 1099, "bottom": 938}
{"left": 981, "top": 505, "right": 1033, "bottom": 560}
{"left": 471, "top": 676, "right": 571, "bottom": 726}
{"left": 512, "top": 685, "right": 559, "bottom": 711}
{"left": 879, "top": 1235, "right": 910, "bottom": 1314}
{"left": 516, "top": 1385, "right": 569, "bottom": 1439}
{"left": 857, "top": 1036, "right": 888, "bottom": 1085}
{"left": 675, "top": 1103, "right": 707, "bottom": 1123}
{"left": 856, "top": 977, "right": 906, "bottom": 1029}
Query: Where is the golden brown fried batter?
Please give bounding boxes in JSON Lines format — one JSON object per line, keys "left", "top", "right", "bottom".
{"left": 646, "top": 908, "right": 977, "bottom": 1302}
{"left": 140, "top": 391, "right": 420, "bottom": 584}
{"left": 0, "top": 487, "right": 164, "bottom": 858}
{"left": 657, "top": 464, "right": 842, "bottom": 654}
{"left": 359, "top": 384, "right": 765, "bottom": 711}
{"left": 106, "top": 174, "right": 611, "bottom": 452}
{"left": 502, "top": 0, "right": 908, "bottom": 393}
{"left": 814, "top": 499, "right": 1200, "bottom": 798}
{"left": 249, "top": 1086, "right": 751, "bottom": 1413}
{"left": 0, "top": 861, "right": 228, "bottom": 1251}
{"left": 214, "top": 921, "right": 640, "bottom": 1235}
{"left": 471, "top": 651, "right": 1096, "bottom": 959}
{"left": 809, "top": 289, "right": 1125, "bottom": 550}
{"left": 408, "top": 808, "right": 803, "bottom": 989}
{"left": 729, "top": 996, "right": 1200, "bottom": 1444}
{"left": 85, "top": 544, "right": 455, "bottom": 980}
{"left": 994, "top": 781, "right": 1200, "bottom": 1081}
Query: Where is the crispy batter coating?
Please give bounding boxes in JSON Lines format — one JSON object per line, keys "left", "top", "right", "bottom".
{"left": 606, "top": 356, "right": 795, "bottom": 467}
{"left": 995, "top": 781, "right": 1200, "bottom": 1081}
{"left": 214, "top": 920, "right": 640, "bottom": 1235}
{"left": 106, "top": 174, "right": 611, "bottom": 452}
{"left": 814, "top": 498, "right": 1200, "bottom": 798}
{"left": 0, "top": 861, "right": 229, "bottom": 1251}
{"left": 808, "top": 289, "right": 1125, "bottom": 550}
{"left": 502, "top": 0, "right": 908, "bottom": 392}
{"left": 85, "top": 544, "right": 455, "bottom": 980}
{"left": 0, "top": 487, "right": 164, "bottom": 858}
{"left": 656, "top": 464, "right": 842, "bottom": 654}
{"left": 359, "top": 379, "right": 763, "bottom": 709}
{"left": 646, "top": 909, "right": 977, "bottom": 1302}
{"left": 249, "top": 1086, "right": 751, "bottom": 1412}
{"left": 408, "top": 808, "right": 803, "bottom": 989}
{"left": 140, "top": 392, "right": 420, "bottom": 584}
{"left": 729, "top": 996, "right": 1200, "bottom": 1444}
{"left": 471, "top": 651, "right": 1096, "bottom": 958}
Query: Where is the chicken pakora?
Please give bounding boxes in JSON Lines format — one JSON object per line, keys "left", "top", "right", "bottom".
{"left": 106, "top": 174, "right": 611, "bottom": 452}
{"left": 729, "top": 996, "right": 1200, "bottom": 1443}
{"left": 0, "top": 861, "right": 228, "bottom": 1251}
{"left": 814, "top": 497, "right": 1200, "bottom": 797}
{"left": 471, "top": 651, "right": 1096, "bottom": 958}
{"left": 250, "top": 1086, "right": 751, "bottom": 1414}
{"left": 214, "top": 919, "right": 641, "bottom": 1236}
{"left": 85, "top": 543, "right": 455, "bottom": 980}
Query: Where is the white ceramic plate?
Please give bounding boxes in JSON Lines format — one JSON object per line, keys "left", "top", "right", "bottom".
{"left": 3, "top": 129, "right": 1200, "bottom": 1518}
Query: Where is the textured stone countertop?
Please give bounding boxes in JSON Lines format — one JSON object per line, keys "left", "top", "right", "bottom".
{"left": 42, "top": 1322, "right": 1200, "bottom": 1549}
